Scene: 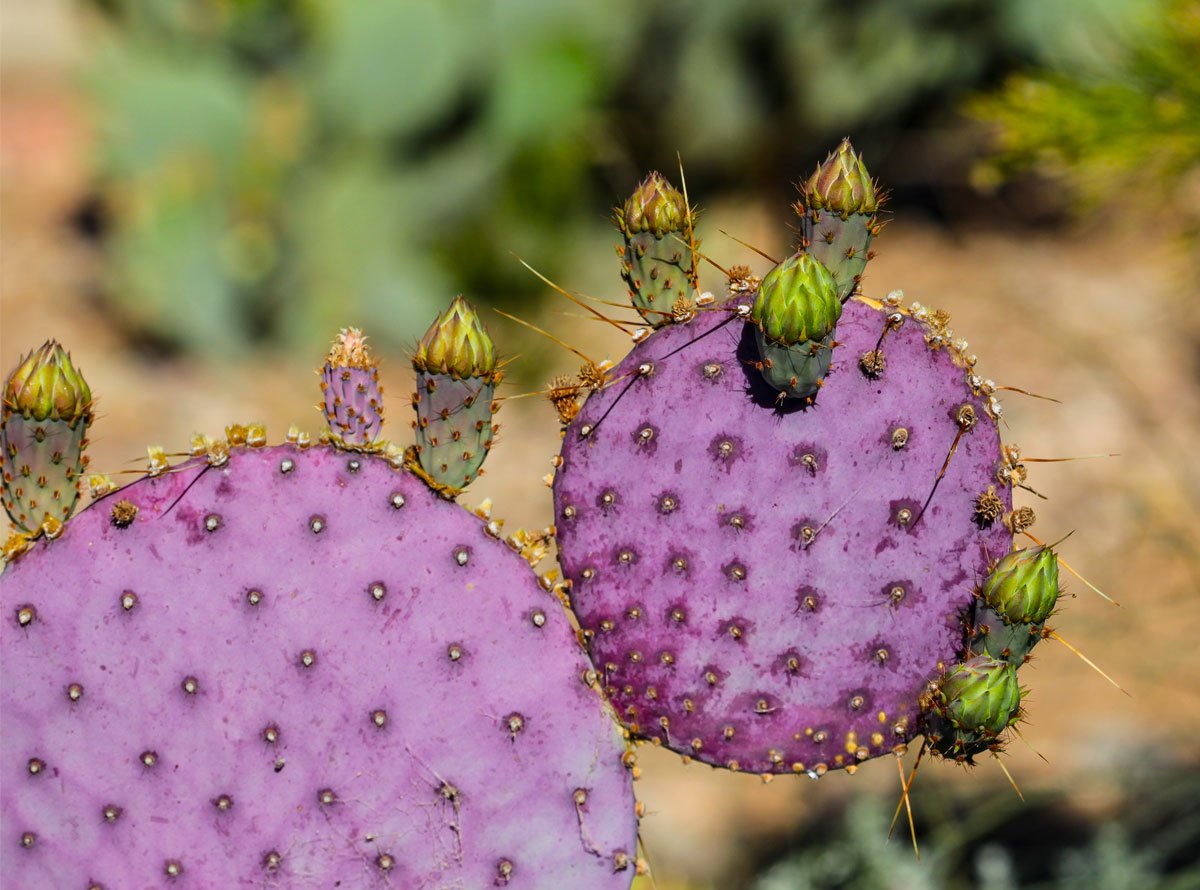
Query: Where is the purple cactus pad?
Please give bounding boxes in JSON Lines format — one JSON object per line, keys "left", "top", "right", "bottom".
{"left": 321, "top": 364, "right": 384, "bottom": 448}
{"left": 2, "top": 445, "right": 636, "bottom": 887}
{"left": 554, "top": 299, "right": 1012, "bottom": 775}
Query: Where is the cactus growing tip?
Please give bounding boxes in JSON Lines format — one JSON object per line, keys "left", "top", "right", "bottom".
{"left": 618, "top": 171, "right": 687, "bottom": 237}
{"left": 3, "top": 339, "right": 93, "bottom": 423}
{"left": 413, "top": 296, "right": 497, "bottom": 379}
{"left": 803, "top": 138, "right": 880, "bottom": 217}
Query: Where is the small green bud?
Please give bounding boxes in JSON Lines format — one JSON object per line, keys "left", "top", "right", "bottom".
{"left": 981, "top": 546, "right": 1059, "bottom": 625}
{"left": 803, "top": 138, "right": 879, "bottom": 217}
{"left": 4, "top": 340, "right": 93, "bottom": 424}
{"left": 413, "top": 297, "right": 496, "bottom": 380}
{"left": 751, "top": 254, "right": 841, "bottom": 346}
{"left": 937, "top": 656, "right": 1021, "bottom": 736}
{"left": 616, "top": 172, "right": 686, "bottom": 238}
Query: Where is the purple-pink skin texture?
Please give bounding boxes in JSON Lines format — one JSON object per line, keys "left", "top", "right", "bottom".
{"left": 554, "top": 299, "right": 1012, "bottom": 775}
{"left": 321, "top": 363, "right": 384, "bottom": 448}
{"left": 2, "top": 446, "right": 636, "bottom": 888}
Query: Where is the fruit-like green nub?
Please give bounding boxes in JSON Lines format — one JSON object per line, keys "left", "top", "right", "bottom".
{"left": 413, "top": 296, "right": 496, "bottom": 380}
{"left": 617, "top": 172, "right": 686, "bottom": 238}
{"left": 752, "top": 254, "right": 841, "bottom": 346}
{"left": 4, "top": 340, "right": 93, "bottom": 425}
{"left": 981, "top": 546, "right": 1060, "bottom": 625}
{"left": 411, "top": 297, "right": 498, "bottom": 494}
{"left": 938, "top": 656, "right": 1021, "bottom": 736}
{"left": 803, "top": 137, "right": 879, "bottom": 217}
{"left": 2, "top": 340, "right": 93, "bottom": 535}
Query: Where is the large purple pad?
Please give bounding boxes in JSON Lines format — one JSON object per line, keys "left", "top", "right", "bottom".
{"left": 554, "top": 300, "right": 1012, "bottom": 775}
{"left": 2, "top": 445, "right": 636, "bottom": 887}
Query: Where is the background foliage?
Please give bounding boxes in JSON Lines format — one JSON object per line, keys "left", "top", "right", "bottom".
{"left": 753, "top": 764, "right": 1200, "bottom": 890}
{"left": 79, "top": 0, "right": 1168, "bottom": 354}
{"left": 969, "top": 0, "right": 1199, "bottom": 213}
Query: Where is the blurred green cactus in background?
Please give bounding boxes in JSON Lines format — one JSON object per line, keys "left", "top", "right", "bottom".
{"left": 751, "top": 764, "right": 1200, "bottom": 890}
{"left": 81, "top": 0, "right": 637, "bottom": 353}
{"left": 78, "top": 0, "right": 1166, "bottom": 355}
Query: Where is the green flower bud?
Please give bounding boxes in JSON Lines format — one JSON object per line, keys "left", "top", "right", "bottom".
{"left": 413, "top": 297, "right": 496, "bottom": 380}
{"left": 803, "top": 138, "right": 880, "bottom": 217}
{"left": 751, "top": 254, "right": 842, "bottom": 346}
{"left": 937, "top": 656, "right": 1021, "bottom": 736}
{"left": 617, "top": 172, "right": 686, "bottom": 238}
{"left": 4, "top": 340, "right": 93, "bottom": 424}
{"left": 981, "top": 546, "right": 1059, "bottom": 625}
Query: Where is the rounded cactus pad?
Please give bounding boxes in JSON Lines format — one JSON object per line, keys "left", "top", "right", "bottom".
{"left": 2, "top": 445, "right": 637, "bottom": 887}
{"left": 553, "top": 298, "right": 1013, "bottom": 775}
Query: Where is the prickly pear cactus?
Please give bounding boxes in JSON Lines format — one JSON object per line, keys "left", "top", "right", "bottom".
{"left": 547, "top": 146, "right": 1069, "bottom": 777}
{"left": 553, "top": 296, "right": 1014, "bottom": 775}
{"left": 1, "top": 312, "right": 638, "bottom": 887}
{"left": 922, "top": 656, "right": 1023, "bottom": 760}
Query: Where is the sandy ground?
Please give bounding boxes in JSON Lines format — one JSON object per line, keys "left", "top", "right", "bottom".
{"left": 3, "top": 62, "right": 1199, "bottom": 887}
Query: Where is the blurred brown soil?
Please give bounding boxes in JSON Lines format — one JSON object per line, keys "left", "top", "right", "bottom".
{"left": 3, "top": 71, "right": 1199, "bottom": 890}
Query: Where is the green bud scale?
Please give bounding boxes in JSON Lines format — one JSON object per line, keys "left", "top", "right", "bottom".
{"left": 982, "top": 546, "right": 1059, "bottom": 625}
{"left": 970, "top": 546, "right": 1059, "bottom": 664}
{"left": 411, "top": 297, "right": 498, "bottom": 494}
{"left": 750, "top": 254, "right": 841, "bottom": 401}
{"left": 413, "top": 296, "right": 497, "bottom": 381}
{"left": 615, "top": 172, "right": 698, "bottom": 327}
{"left": 924, "top": 656, "right": 1022, "bottom": 762}
{"left": 969, "top": 607, "right": 1047, "bottom": 665}
{"left": 1, "top": 340, "right": 94, "bottom": 536}
{"left": 802, "top": 137, "right": 880, "bottom": 217}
